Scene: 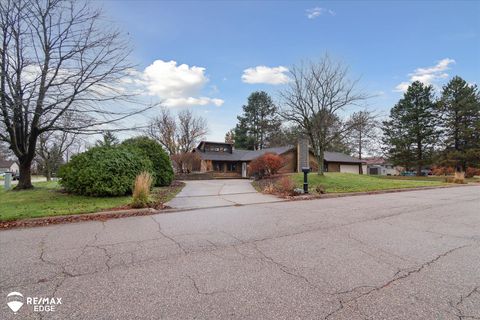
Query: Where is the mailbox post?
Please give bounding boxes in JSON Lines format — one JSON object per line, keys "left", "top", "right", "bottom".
{"left": 301, "top": 167, "right": 310, "bottom": 194}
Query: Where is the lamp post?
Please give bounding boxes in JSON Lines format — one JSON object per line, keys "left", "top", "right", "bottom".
{"left": 301, "top": 167, "right": 310, "bottom": 194}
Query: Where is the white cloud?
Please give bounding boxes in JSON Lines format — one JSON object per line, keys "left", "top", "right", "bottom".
{"left": 137, "top": 60, "right": 224, "bottom": 107}
{"left": 164, "top": 97, "right": 224, "bottom": 108}
{"left": 241, "top": 66, "right": 290, "bottom": 85}
{"left": 306, "top": 7, "right": 335, "bottom": 19}
{"left": 394, "top": 58, "right": 456, "bottom": 92}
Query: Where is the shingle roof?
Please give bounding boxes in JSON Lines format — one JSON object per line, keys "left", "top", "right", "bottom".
{"left": 0, "top": 159, "right": 16, "bottom": 168}
{"left": 195, "top": 145, "right": 294, "bottom": 162}
{"left": 324, "top": 151, "right": 365, "bottom": 164}
{"left": 195, "top": 145, "right": 364, "bottom": 164}
{"left": 363, "top": 157, "right": 389, "bottom": 165}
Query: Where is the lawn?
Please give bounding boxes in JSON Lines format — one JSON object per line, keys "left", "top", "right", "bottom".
{"left": 0, "top": 181, "right": 184, "bottom": 222}
{"left": 292, "top": 172, "right": 447, "bottom": 194}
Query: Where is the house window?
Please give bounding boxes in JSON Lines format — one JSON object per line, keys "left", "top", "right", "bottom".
{"left": 227, "top": 163, "right": 236, "bottom": 172}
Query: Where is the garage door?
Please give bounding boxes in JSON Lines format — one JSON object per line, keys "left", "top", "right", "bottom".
{"left": 340, "top": 164, "right": 359, "bottom": 174}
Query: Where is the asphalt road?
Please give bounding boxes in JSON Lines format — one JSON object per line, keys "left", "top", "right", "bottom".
{"left": 1, "top": 186, "right": 479, "bottom": 319}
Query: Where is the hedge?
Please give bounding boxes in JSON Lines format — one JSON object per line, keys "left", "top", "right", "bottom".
{"left": 59, "top": 146, "right": 154, "bottom": 196}
{"left": 121, "top": 136, "right": 174, "bottom": 186}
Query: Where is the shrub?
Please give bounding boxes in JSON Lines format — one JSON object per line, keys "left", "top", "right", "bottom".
{"left": 465, "top": 167, "right": 480, "bottom": 178}
{"left": 249, "top": 153, "right": 284, "bottom": 178}
{"left": 121, "top": 137, "right": 174, "bottom": 186}
{"left": 262, "top": 183, "right": 276, "bottom": 194}
{"left": 432, "top": 166, "right": 455, "bottom": 176}
{"left": 275, "top": 175, "right": 295, "bottom": 195}
{"left": 453, "top": 171, "right": 466, "bottom": 184}
{"left": 315, "top": 185, "right": 326, "bottom": 194}
{"left": 131, "top": 172, "right": 153, "bottom": 208}
{"left": 59, "top": 146, "right": 154, "bottom": 196}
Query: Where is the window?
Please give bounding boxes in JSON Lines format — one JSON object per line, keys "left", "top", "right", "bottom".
{"left": 227, "top": 163, "right": 236, "bottom": 172}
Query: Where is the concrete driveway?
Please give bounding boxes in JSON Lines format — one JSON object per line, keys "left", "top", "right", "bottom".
{"left": 167, "top": 179, "right": 282, "bottom": 209}
{"left": 1, "top": 186, "right": 479, "bottom": 319}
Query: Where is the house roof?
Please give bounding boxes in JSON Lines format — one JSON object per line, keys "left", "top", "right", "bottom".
{"left": 194, "top": 145, "right": 294, "bottom": 162}
{"left": 324, "top": 151, "right": 365, "bottom": 164}
{"left": 195, "top": 144, "right": 364, "bottom": 164}
{"left": 363, "top": 157, "right": 391, "bottom": 165}
{"left": 0, "top": 159, "right": 17, "bottom": 168}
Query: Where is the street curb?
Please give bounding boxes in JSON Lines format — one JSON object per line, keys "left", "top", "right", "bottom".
{"left": 0, "top": 208, "right": 161, "bottom": 230}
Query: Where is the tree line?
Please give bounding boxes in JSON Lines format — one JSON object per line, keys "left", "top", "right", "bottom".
{"left": 383, "top": 77, "right": 480, "bottom": 175}
{"left": 226, "top": 60, "right": 479, "bottom": 177}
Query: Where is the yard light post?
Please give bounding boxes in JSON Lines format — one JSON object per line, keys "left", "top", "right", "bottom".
{"left": 302, "top": 167, "right": 310, "bottom": 194}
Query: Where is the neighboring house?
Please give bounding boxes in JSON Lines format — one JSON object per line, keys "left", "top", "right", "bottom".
{"left": 364, "top": 157, "right": 400, "bottom": 176}
{"left": 192, "top": 140, "right": 365, "bottom": 178}
{"left": 0, "top": 159, "right": 19, "bottom": 174}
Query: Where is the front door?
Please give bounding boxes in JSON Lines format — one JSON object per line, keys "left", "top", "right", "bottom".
{"left": 242, "top": 162, "right": 247, "bottom": 178}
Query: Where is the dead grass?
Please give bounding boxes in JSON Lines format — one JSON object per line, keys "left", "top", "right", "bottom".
{"left": 131, "top": 172, "right": 153, "bottom": 208}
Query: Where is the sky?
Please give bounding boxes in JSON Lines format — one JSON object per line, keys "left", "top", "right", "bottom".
{"left": 100, "top": 0, "right": 480, "bottom": 142}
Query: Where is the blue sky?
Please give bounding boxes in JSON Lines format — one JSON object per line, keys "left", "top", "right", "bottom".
{"left": 101, "top": 0, "right": 480, "bottom": 142}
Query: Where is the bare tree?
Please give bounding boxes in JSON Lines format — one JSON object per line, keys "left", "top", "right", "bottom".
{"left": 147, "top": 108, "right": 178, "bottom": 155}
{"left": 148, "top": 108, "right": 208, "bottom": 154}
{"left": 177, "top": 109, "right": 208, "bottom": 153}
{"left": 0, "top": 0, "right": 148, "bottom": 189}
{"left": 280, "top": 55, "right": 369, "bottom": 175}
{"left": 346, "top": 110, "right": 380, "bottom": 173}
{"left": 36, "top": 130, "right": 77, "bottom": 181}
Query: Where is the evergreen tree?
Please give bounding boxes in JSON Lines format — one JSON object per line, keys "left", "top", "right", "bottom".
{"left": 382, "top": 81, "right": 439, "bottom": 175}
{"left": 437, "top": 76, "right": 480, "bottom": 172}
{"left": 234, "top": 91, "right": 280, "bottom": 150}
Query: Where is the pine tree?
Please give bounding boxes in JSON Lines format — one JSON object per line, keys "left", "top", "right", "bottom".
{"left": 234, "top": 91, "right": 280, "bottom": 150}
{"left": 437, "top": 76, "right": 480, "bottom": 172}
{"left": 382, "top": 81, "right": 439, "bottom": 175}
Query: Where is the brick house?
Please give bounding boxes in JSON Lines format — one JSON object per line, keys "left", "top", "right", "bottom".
{"left": 192, "top": 141, "right": 365, "bottom": 178}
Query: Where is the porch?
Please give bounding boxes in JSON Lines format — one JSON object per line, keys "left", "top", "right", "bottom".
{"left": 201, "top": 160, "right": 248, "bottom": 178}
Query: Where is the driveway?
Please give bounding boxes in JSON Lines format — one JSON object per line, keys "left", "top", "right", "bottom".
{"left": 1, "top": 186, "right": 479, "bottom": 319}
{"left": 167, "top": 179, "right": 282, "bottom": 209}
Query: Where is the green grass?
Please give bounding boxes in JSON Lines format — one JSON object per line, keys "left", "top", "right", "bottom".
{"left": 292, "top": 172, "right": 447, "bottom": 194}
{"left": 0, "top": 181, "right": 184, "bottom": 222}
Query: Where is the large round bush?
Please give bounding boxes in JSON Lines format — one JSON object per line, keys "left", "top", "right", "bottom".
{"left": 121, "top": 136, "right": 174, "bottom": 186}
{"left": 59, "top": 146, "right": 154, "bottom": 196}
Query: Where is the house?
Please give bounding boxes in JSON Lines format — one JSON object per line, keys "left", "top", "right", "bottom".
{"left": 0, "top": 159, "right": 19, "bottom": 174}
{"left": 364, "top": 157, "right": 400, "bottom": 176}
{"left": 192, "top": 140, "right": 365, "bottom": 178}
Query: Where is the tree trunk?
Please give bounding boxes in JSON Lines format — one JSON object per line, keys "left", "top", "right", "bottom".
{"left": 416, "top": 163, "right": 422, "bottom": 177}
{"left": 15, "top": 160, "right": 33, "bottom": 189}
{"left": 316, "top": 148, "right": 325, "bottom": 175}
{"left": 45, "top": 167, "right": 52, "bottom": 182}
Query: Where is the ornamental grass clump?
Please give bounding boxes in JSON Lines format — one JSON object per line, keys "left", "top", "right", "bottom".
{"left": 132, "top": 172, "right": 153, "bottom": 208}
